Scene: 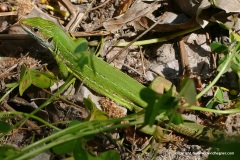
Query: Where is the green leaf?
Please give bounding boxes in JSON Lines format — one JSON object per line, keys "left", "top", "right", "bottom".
{"left": 96, "top": 150, "right": 120, "bottom": 160}
{"left": 144, "top": 95, "right": 162, "bottom": 126}
{"left": 233, "top": 54, "right": 240, "bottom": 65}
{"left": 69, "top": 120, "right": 81, "bottom": 127}
{"left": 20, "top": 65, "right": 27, "bottom": 80}
{"left": 0, "top": 120, "right": 11, "bottom": 133}
{"left": 217, "top": 59, "right": 231, "bottom": 74}
{"left": 76, "top": 52, "right": 90, "bottom": 70}
{"left": 29, "top": 69, "right": 54, "bottom": 88}
{"left": 206, "top": 99, "right": 218, "bottom": 109}
{"left": 19, "top": 68, "right": 32, "bottom": 96}
{"left": 19, "top": 67, "right": 55, "bottom": 95}
{"left": 5, "top": 82, "right": 19, "bottom": 88}
{"left": 170, "top": 114, "right": 183, "bottom": 125}
{"left": 74, "top": 38, "right": 88, "bottom": 54}
{"left": 210, "top": 42, "right": 228, "bottom": 54}
{"left": 231, "top": 54, "right": 240, "bottom": 74}
{"left": 144, "top": 76, "right": 183, "bottom": 125}
{"left": 73, "top": 141, "right": 88, "bottom": 160}
{"left": 144, "top": 93, "right": 180, "bottom": 126}
{"left": 84, "top": 98, "right": 108, "bottom": 121}
{"left": 179, "top": 78, "right": 196, "bottom": 105}
{"left": 150, "top": 76, "right": 177, "bottom": 96}
{"left": 231, "top": 31, "right": 240, "bottom": 42}
{"left": 86, "top": 150, "right": 120, "bottom": 160}
{"left": 52, "top": 137, "right": 76, "bottom": 154}
{"left": 232, "top": 41, "right": 240, "bottom": 52}
{"left": 52, "top": 121, "right": 81, "bottom": 155}
{"left": 73, "top": 38, "right": 95, "bottom": 73}
{"left": 231, "top": 61, "right": 240, "bottom": 74}
{"left": 236, "top": 102, "right": 240, "bottom": 109}
{"left": 0, "top": 145, "right": 18, "bottom": 159}
{"left": 214, "top": 87, "right": 224, "bottom": 103}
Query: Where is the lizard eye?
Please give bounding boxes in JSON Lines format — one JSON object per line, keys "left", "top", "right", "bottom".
{"left": 32, "top": 27, "right": 39, "bottom": 33}
{"left": 47, "top": 37, "right": 53, "bottom": 43}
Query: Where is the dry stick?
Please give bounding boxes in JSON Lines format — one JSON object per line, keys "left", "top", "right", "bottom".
{"left": 60, "top": 0, "right": 82, "bottom": 31}
{"left": 2, "top": 103, "right": 41, "bottom": 132}
{"left": 0, "top": 11, "right": 17, "bottom": 16}
{"left": 90, "top": 0, "right": 112, "bottom": 10}
{"left": 211, "top": 52, "right": 218, "bottom": 69}
{"left": 140, "top": 47, "right": 147, "bottom": 78}
{"left": 59, "top": 0, "right": 78, "bottom": 18}
{"left": 0, "top": 63, "right": 17, "bottom": 78}
{"left": 114, "top": 60, "right": 143, "bottom": 76}
{"left": 179, "top": 38, "right": 191, "bottom": 76}
{"left": 61, "top": 0, "right": 95, "bottom": 31}
{"left": 72, "top": 30, "right": 111, "bottom": 37}
{"left": 41, "top": 88, "right": 87, "bottom": 112}
{"left": 108, "top": 14, "right": 166, "bottom": 63}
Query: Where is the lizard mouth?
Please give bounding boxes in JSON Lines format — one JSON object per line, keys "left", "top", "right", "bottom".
{"left": 20, "top": 19, "right": 53, "bottom": 50}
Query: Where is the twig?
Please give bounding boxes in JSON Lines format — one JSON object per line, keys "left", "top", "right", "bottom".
{"left": 90, "top": 0, "right": 112, "bottom": 10}
{"left": 2, "top": 103, "right": 41, "bottom": 132}
{"left": 179, "top": 38, "right": 191, "bottom": 76}
{"left": 108, "top": 13, "right": 166, "bottom": 63}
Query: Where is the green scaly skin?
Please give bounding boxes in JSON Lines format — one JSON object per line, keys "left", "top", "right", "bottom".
{"left": 20, "top": 17, "right": 227, "bottom": 142}
{"left": 20, "top": 17, "right": 147, "bottom": 111}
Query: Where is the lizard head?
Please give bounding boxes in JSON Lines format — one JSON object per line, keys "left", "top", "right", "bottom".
{"left": 19, "top": 17, "right": 57, "bottom": 50}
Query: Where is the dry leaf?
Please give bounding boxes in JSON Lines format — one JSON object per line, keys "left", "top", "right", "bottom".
{"left": 196, "top": 0, "right": 240, "bottom": 27}
{"left": 147, "top": 12, "right": 198, "bottom": 32}
{"left": 103, "top": 1, "right": 160, "bottom": 32}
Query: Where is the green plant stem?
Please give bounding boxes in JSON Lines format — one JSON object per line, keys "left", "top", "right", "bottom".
{"left": 0, "top": 111, "right": 60, "bottom": 131}
{"left": 189, "top": 106, "right": 240, "bottom": 114}
{"left": 0, "top": 75, "right": 75, "bottom": 139}
{"left": 5, "top": 113, "right": 144, "bottom": 160}
{"left": 115, "top": 26, "right": 202, "bottom": 46}
{"left": 0, "top": 83, "right": 18, "bottom": 103}
{"left": 196, "top": 52, "right": 236, "bottom": 99}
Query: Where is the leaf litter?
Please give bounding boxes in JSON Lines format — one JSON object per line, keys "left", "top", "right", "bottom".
{"left": 0, "top": 0, "right": 240, "bottom": 159}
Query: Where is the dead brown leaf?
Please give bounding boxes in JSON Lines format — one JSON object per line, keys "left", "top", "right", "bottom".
{"left": 174, "top": 0, "right": 240, "bottom": 29}
{"left": 103, "top": 1, "right": 160, "bottom": 32}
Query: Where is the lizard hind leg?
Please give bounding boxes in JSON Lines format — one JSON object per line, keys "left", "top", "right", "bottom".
{"left": 58, "top": 61, "right": 69, "bottom": 78}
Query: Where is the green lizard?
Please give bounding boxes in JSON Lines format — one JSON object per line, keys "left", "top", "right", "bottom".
{"left": 19, "top": 17, "right": 226, "bottom": 142}
{"left": 20, "top": 17, "right": 148, "bottom": 112}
